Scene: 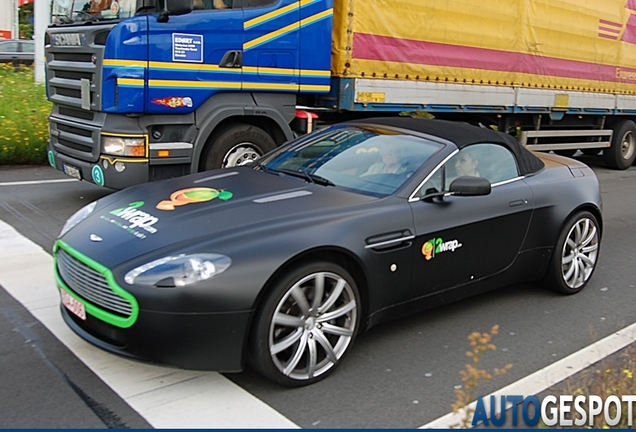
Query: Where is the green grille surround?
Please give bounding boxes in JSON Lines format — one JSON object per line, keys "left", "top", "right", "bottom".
{"left": 54, "top": 240, "right": 140, "bottom": 328}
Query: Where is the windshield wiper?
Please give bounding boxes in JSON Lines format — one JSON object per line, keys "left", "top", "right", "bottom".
{"left": 51, "top": 14, "right": 73, "bottom": 24}
{"left": 275, "top": 168, "right": 335, "bottom": 187}
{"left": 74, "top": 10, "right": 99, "bottom": 22}
{"left": 254, "top": 161, "right": 274, "bottom": 174}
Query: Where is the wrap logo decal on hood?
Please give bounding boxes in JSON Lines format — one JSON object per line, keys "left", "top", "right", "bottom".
{"left": 101, "top": 201, "right": 160, "bottom": 240}
{"left": 422, "top": 237, "right": 463, "bottom": 261}
{"left": 156, "top": 187, "right": 233, "bottom": 211}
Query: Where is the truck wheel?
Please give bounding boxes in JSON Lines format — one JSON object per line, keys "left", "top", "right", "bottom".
{"left": 201, "top": 123, "right": 277, "bottom": 170}
{"left": 250, "top": 261, "right": 360, "bottom": 387}
{"left": 604, "top": 120, "right": 636, "bottom": 169}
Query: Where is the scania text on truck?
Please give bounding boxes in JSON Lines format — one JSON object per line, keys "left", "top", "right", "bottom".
{"left": 46, "top": 0, "right": 636, "bottom": 189}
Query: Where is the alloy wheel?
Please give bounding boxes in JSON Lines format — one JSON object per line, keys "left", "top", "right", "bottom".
{"left": 268, "top": 271, "right": 358, "bottom": 380}
{"left": 561, "top": 217, "right": 599, "bottom": 289}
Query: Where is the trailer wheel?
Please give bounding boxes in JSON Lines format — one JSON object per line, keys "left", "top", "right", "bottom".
{"left": 604, "top": 120, "right": 636, "bottom": 170}
{"left": 201, "top": 123, "right": 277, "bottom": 171}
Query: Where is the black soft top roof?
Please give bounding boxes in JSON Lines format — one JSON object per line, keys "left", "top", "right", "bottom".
{"left": 347, "top": 117, "right": 545, "bottom": 176}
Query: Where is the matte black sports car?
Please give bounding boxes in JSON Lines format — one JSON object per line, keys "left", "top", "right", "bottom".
{"left": 54, "top": 117, "right": 602, "bottom": 386}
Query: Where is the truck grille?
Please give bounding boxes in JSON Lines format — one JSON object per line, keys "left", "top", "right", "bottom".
{"left": 47, "top": 27, "right": 109, "bottom": 162}
{"left": 56, "top": 249, "right": 133, "bottom": 318}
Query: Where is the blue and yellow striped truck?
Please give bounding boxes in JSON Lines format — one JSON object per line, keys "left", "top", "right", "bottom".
{"left": 46, "top": 0, "right": 636, "bottom": 188}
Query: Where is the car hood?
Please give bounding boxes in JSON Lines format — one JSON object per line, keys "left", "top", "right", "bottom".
{"left": 60, "top": 167, "right": 376, "bottom": 268}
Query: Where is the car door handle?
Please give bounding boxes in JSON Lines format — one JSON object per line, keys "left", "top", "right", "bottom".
{"left": 509, "top": 199, "right": 527, "bottom": 207}
{"left": 219, "top": 50, "right": 242, "bottom": 68}
{"left": 365, "top": 230, "right": 414, "bottom": 251}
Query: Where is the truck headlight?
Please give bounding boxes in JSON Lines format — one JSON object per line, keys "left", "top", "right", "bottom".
{"left": 124, "top": 254, "right": 231, "bottom": 287}
{"left": 101, "top": 136, "right": 146, "bottom": 157}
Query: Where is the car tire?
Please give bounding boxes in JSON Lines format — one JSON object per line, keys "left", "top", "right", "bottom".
{"left": 250, "top": 261, "right": 361, "bottom": 387}
{"left": 542, "top": 211, "right": 600, "bottom": 295}
{"left": 604, "top": 120, "right": 636, "bottom": 170}
{"left": 200, "top": 123, "right": 277, "bottom": 171}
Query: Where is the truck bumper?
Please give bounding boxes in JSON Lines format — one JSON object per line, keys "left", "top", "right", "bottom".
{"left": 48, "top": 145, "right": 149, "bottom": 190}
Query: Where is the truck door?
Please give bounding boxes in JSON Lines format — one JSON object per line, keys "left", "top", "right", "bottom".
{"left": 146, "top": 1, "right": 244, "bottom": 113}
{"left": 241, "top": 0, "right": 300, "bottom": 93}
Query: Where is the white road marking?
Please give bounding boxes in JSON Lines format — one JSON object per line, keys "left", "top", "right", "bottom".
{"left": 0, "top": 219, "right": 298, "bottom": 428}
{"left": 0, "top": 179, "right": 78, "bottom": 186}
{"left": 420, "top": 321, "right": 636, "bottom": 428}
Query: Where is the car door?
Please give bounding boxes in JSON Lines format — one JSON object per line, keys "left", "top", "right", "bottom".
{"left": 408, "top": 143, "right": 534, "bottom": 294}
{"left": 18, "top": 41, "right": 34, "bottom": 64}
{"left": 0, "top": 40, "right": 20, "bottom": 63}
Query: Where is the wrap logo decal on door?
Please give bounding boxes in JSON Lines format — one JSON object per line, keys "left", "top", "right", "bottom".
{"left": 422, "top": 237, "right": 463, "bottom": 261}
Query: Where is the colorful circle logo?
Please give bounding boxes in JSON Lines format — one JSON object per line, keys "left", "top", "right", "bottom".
{"left": 422, "top": 241, "right": 434, "bottom": 261}
{"left": 156, "top": 187, "right": 233, "bottom": 210}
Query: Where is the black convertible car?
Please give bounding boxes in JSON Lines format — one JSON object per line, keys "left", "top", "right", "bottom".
{"left": 54, "top": 117, "right": 602, "bottom": 386}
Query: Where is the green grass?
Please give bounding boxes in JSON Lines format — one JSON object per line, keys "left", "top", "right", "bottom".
{"left": 0, "top": 64, "right": 51, "bottom": 165}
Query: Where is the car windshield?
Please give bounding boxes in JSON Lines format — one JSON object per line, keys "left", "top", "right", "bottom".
{"left": 51, "top": 0, "right": 137, "bottom": 24}
{"left": 258, "top": 125, "right": 444, "bottom": 197}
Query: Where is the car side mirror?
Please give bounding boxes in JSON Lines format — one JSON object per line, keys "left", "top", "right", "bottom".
{"left": 449, "top": 176, "right": 491, "bottom": 196}
{"left": 157, "top": 0, "right": 192, "bottom": 21}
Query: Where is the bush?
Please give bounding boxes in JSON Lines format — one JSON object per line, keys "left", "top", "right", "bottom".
{"left": 0, "top": 64, "right": 51, "bottom": 165}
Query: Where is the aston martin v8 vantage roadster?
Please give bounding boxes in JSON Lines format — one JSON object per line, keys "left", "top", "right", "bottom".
{"left": 54, "top": 117, "right": 602, "bottom": 386}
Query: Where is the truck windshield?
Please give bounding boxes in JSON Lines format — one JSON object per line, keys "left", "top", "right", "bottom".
{"left": 51, "top": 0, "right": 138, "bottom": 24}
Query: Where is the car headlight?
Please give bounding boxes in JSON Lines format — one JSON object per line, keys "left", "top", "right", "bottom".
{"left": 59, "top": 201, "right": 97, "bottom": 237}
{"left": 101, "top": 136, "right": 146, "bottom": 157}
{"left": 124, "top": 254, "right": 231, "bottom": 287}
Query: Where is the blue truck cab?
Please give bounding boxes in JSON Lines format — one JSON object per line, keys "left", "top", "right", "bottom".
{"left": 46, "top": 0, "right": 334, "bottom": 189}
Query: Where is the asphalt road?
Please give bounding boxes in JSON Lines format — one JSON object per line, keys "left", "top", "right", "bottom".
{"left": 1, "top": 158, "right": 636, "bottom": 428}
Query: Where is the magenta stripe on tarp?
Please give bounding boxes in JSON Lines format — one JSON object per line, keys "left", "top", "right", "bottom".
{"left": 599, "top": 33, "right": 619, "bottom": 40}
{"left": 599, "top": 19, "right": 623, "bottom": 27}
{"left": 352, "top": 32, "right": 635, "bottom": 84}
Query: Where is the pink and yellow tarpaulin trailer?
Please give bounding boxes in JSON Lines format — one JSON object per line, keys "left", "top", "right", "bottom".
{"left": 332, "top": 0, "right": 636, "bottom": 95}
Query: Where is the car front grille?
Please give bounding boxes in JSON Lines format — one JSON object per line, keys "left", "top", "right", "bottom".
{"left": 56, "top": 248, "right": 133, "bottom": 318}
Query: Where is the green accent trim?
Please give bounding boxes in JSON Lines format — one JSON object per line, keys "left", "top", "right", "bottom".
{"left": 53, "top": 240, "right": 139, "bottom": 329}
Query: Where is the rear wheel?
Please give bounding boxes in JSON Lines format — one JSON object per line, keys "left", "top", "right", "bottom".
{"left": 200, "top": 123, "right": 277, "bottom": 171}
{"left": 250, "top": 261, "right": 360, "bottom": 387}
{"left": 604, "top": 120, "right": 636, "bottom": 169}
{"left": 542, "top": 211, "right": 600, "bottom": 295}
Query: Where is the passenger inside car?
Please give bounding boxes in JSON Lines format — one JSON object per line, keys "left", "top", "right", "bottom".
{"left": 453, "top": 149, "right": 480, "bottom": 177}
{"left": 361, "top": 144, "right": 409, "bottom": 176}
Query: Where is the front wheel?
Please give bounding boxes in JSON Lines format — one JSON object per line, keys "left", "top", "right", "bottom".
{"left": 250, "top": 262, "right": 361, "bottom": 387}
{"left": 542, "top": 211, "right": 600, "bottom": 295}
{"left": 200, "top": 123, "right": 277, "bottom": 171}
